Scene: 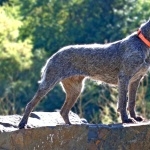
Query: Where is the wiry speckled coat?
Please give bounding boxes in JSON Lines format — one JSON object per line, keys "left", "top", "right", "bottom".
{"left": 19, "top": 20, "right": 150, "bottom": 129}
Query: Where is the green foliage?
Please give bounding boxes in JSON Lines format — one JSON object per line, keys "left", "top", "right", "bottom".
{"left": 18, "top": 0, "right": 141, "bottom": 53}
{"left": 0, "top": 7, "right": 33, "bottom": 114}
{"left": 0, "top": 0, "right": 150, "bottom": 124}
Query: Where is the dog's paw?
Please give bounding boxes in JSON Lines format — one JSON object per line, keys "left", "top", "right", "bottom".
{"left": 134, "top": 116, "right": 144, "bottom": 122}
{"left": 18, "top": 122, "right": 26, "bottom": 129}
{"left": 123, "top": 118, "right": 137, "bottom": 123}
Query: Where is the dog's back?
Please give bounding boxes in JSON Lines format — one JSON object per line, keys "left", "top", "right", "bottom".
{"left": 43, "top": 41, "right": 124, "bottom": 85}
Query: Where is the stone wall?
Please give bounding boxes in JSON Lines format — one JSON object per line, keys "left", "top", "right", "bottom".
{"left": 0, "top": 112, "right": 150, "bottom": 150}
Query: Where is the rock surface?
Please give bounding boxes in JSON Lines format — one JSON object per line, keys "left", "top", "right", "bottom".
{"left": 0, "top": 112, "right": 150, "bottom": 150}
{"left": 0, "top": 111, "right": 86, "bottom": 132}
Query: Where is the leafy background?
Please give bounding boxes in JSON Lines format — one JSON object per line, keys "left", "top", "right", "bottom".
{"left": 0, "top": 0, "right": 150, "bottom": 124}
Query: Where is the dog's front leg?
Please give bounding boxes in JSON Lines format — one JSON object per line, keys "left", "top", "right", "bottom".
{"left": 128, "top": 78, "right": 144, "bottom": 122}
{"left": 117, "top": 72, "right": 136, "bottom": 123}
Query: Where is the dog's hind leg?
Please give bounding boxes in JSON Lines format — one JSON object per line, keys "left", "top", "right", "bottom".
{"left": 128, "top": 77, "right": 144, "bottom": 122}
{"left": 60, "top": 76, "right": 85, "bottom": 125}
{"left": 18, "top": 79, "right": 59, "bottom": 129}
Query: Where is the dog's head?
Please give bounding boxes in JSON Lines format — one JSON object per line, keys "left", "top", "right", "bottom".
{"left": 140, "top": 20, "right": 150, "bottom": 41}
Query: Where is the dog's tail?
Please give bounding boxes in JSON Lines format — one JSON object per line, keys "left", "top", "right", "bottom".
{"left": 38, "top": 59, "right": 50, "bottom": 84}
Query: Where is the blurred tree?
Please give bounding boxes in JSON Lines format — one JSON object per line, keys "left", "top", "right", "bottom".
{"left": 0, "top": 7, "right": 33, "bottom": 114}
{"left": 0, "top": 0, "right": 8, "bottom": 6}
{"left": 0, "top": 0, "right": 150, "bottom": 124}
{"left": 18, "top": 0, "right": 141, "bottom": 52}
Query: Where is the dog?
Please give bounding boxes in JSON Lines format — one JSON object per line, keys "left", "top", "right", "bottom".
{"left": 19, "top": 20, "right": 150, "bottom": 129}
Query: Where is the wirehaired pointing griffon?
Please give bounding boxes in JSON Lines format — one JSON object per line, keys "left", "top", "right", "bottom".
{"left": 19, "top": 20, "right": 150, "bottom": 129}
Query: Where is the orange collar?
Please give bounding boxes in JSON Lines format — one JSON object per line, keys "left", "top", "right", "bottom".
{"left": 137, "top": 29, "right": 150, "bottom": 47}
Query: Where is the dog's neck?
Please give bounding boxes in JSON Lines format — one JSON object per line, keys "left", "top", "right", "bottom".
{"left": 137, "top": 29, "right": 150, "bottom": 47}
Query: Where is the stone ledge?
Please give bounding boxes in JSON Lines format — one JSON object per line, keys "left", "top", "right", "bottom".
{"left": 0, "top": 112, "right": 150, "bottom": 150}
{"left": 1, "top": 122, "right": 150, "bottom": 150}
{"left": 88, "top": 122, "right": 150, "bottom": 150}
